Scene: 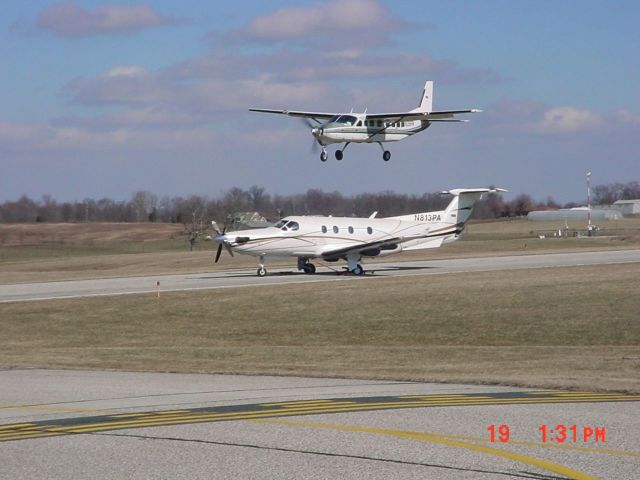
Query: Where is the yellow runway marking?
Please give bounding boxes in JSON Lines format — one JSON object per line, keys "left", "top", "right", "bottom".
{"left": 0, "top": 391, "right": 637, "bottom": 444}
{"left": 255, "top": 419, "right": 600, "bottom": 480}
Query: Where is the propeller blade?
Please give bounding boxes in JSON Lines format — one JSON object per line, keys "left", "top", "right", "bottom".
{"left": 215, "top": 243, "right": 223, "bottom": 263}
{"left": 224, "top": 243, "right": 234, "bottom": 257}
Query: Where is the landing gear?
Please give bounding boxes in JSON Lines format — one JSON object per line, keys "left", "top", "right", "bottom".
{"left": 257, "top": 256, "right": 267, "bottom": 277}
{"left": 377, "top": 142, "right": 391, "bottom": 161}
{"left": 297, "top": 257, "right": 316, "bottom": 274}
{"left": 320, "top": 149, "right": 328, "bottom": 162}
{"left": 335, "top": 142, "right": 350, "bottom": 161}
{"left": 346, "top": 253, "right": 364, "bottom": 276}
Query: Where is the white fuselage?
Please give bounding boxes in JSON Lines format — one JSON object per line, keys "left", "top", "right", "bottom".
{"left": 222, "top": 213, "right": 457, "bottom": 261}
{"left": 312, "top": 114, "right": 430, "bottom": 146}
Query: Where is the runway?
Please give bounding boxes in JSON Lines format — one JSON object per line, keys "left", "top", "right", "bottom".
{"left": 1, "top": 249, "right": 639, "bottom": 303}
{"left": 0, "top": 370, "right": 638, "bottom": 479}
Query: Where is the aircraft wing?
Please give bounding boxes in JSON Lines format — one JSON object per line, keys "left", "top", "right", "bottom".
{"left": 249, "top": 108, "right": 335, "bottom": 120}
{"left": 365, "top": 109, "right": 482, "bottom": 121}
{"left": 321, "top": 237, "right": 403, "bottom": 259}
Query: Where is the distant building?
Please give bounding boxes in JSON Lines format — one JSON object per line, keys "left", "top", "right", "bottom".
{"left": 613, "top": 199, "right": 640, "bottom": 215}
{"left": 527, "top": 208, "right": 622, "bottom": 221}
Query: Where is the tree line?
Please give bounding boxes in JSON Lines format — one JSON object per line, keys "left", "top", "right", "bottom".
{"left": 0, "top": 181, "right": 638, "bottom": 224}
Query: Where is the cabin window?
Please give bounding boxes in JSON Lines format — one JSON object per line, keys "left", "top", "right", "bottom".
{"left": 377, "top": 121, "right": 382, "bottom": 127}
{"left": 348, "top": 226, "right": 354, "bottom": 234}
{"left": 333, "top": 226, "right": 339, "bottom": 233}
{"left": 367, "top": 227, "right": 373, "bottom": 234}
{"left": 356, "top": 120, "right": 362, "bottom": 127}
{"left": 401, "top": 121, "right": 405, "bottom": 127}
{"left": 287, "top": 221, "right": 299, "bottom": 231}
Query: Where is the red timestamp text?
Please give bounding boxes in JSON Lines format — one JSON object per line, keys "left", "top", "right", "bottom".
{"left": 538, "top": 424, "right": 606, "bottom": 443}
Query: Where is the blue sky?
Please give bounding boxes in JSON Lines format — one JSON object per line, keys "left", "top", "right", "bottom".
{"left": 1, "top": 0, "right": 639, "bottom": 203}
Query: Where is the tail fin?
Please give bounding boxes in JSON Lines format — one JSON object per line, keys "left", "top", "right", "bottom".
{"left": 443, "top": 188, "right": 507, "bottom": 226}
{"left": 411, "top": 80, "right": 433, "bottom": 113}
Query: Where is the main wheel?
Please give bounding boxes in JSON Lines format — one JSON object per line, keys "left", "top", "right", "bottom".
{"left": 320, "top": 151, "right": 328, "bottom": 162}
{"left": 257, "top": 267, "right": 267, "bottom": 277}
{"left": 335, "top": 150, "right": 343, "bottom": 160}
{"left": 303, "top": 263, "right": 316, "bottom": 274}
{"left": 383, "top": 150, "right": 391, "bottom": 161}
{"left": 352, "top": 264, "right": 365, "bottom": 276}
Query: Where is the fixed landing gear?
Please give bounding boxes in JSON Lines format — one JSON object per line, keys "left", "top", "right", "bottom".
{"left": 335, "top": 142, "right": 350, "bottom": 161}
{"left": 377, "top": 142, "right": 391, "bottom": 161}
{"left": 320, "top": 149, "right": 328, "bottom": 162}
{"left": 297, "top": 258, "right": 316, "bottom": 274}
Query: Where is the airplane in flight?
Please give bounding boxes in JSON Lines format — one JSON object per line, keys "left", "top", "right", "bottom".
{"left": 211, "top": 187, "right": 504, "bottom": 276}
{"left": 249, "top": 81, "right": 481, "bottom": 162}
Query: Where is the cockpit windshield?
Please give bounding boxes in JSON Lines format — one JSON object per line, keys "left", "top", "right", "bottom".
{"left": 273, "top": 219, "right": 288, "bottom": 228}
{"left": 272, "top": 219, "right": 300, "bottom": 232}
{"left": 328, "top": 115, "right": 358, "bottom": 126}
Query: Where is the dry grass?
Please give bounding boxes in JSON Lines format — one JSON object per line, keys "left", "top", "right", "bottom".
{"left": 1, "top": 263, "right": 638, "bottom": 392}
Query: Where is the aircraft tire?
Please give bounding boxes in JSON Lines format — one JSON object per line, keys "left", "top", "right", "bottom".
{"left": 383, "top": 150, "right": 391, "bottom": 161}
{"left": 353, "top": 265, "right": 365, "bottom": 276}
{"left": 335, "top": 150, "right": 343, "bottom": 160}
{"left": 303, "top": 263, "right": 316, "bottom": 274}
{"left": 320, "top": 152, "right": 328, "bottom": 162}
{"left": 257, "top": 267, "right": 267, "bottom": 277}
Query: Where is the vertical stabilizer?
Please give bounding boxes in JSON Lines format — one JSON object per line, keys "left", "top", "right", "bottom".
{"left": 413, "top": 80, "right": 433, "bottom": 113}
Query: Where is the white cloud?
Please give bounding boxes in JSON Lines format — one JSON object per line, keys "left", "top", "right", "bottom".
{"left": 222, "top": 0, "right": 412, "bottom": 47}
{"left": 36, "top": 2, "right": 178, "bottom": 37}
{"left": 537, "top": 106, "right": 602, "bottom": 133}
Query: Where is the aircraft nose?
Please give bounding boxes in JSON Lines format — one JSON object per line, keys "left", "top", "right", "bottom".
{"left": 312, "top": 127, "right": 323, "bottom": 137}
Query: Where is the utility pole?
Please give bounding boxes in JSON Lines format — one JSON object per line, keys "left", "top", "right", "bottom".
{"left": 586, "top": 171, "right": 592, "bottom": 234}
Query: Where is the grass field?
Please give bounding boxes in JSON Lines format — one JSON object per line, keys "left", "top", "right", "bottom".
{"left": 1, "top": 263, "right": 638, "bottom": 392}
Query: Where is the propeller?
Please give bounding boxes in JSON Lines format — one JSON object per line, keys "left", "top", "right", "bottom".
{"left": 211, "top": 222, "right": 234, "bottom": 263}
{"left": 299, "top": 118, "right": 322, "bottom": 154}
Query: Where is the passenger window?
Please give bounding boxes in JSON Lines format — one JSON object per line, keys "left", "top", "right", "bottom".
{"left": 321, "top": 225, "right": 327, "bottom": 233}
{"left": 367, "top": 227, "right": 373, "bottom": 234}
{"left": 348, "top": 226, "right": 354, "bottom": 234}
{"left": 377, "top": 121, "right": 382, "bottom": 127}
{"left": 333, "top": 226, "right": 339, "bottom": 234}
{"left": 288, "top": 221, "right": 299, "bottom": 231}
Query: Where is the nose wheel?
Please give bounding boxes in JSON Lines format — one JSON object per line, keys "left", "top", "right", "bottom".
{"left": 320, "top": 149, "right": 328, "bottom": 162}
{"left": 383, "top": 150, "right": 391, "bottom": 161}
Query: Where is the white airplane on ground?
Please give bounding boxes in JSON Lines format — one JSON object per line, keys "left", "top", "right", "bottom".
{"left": 211, "top": 188, "right": 504, "bottom": 276}
{"left": 249, "top": 81, "right": 481, "bottom": 162}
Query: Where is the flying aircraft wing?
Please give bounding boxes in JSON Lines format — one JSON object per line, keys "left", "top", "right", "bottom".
{"left": 365, "top": 109, "right": 482, "bottom": 122}
{"left": 249, "top": 108, "right": 336, "bottom": 121}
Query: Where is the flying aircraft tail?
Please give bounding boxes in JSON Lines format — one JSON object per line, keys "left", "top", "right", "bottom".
{"left": 410, "top": 80, "right": 433, "bottom": 113}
